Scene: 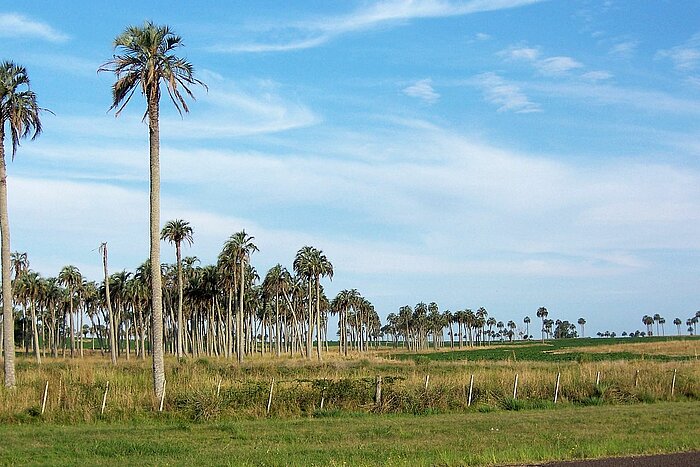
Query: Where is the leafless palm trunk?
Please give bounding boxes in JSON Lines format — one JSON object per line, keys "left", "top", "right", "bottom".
{"left": 0, "top": 137, "right": 16, "bottom": 387}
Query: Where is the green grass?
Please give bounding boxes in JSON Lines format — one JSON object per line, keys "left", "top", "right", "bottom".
{"left": 0, "top": 402, "right": 697, "bottom": 465}
{"left": 391, "top": 337, "right": 697, "bottom": 363}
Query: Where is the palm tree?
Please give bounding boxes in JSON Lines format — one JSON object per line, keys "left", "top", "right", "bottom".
{"left": 58, "top": 265, "right": 82, "bottom": 358}
{"left": 293, "top": 246, "right": 333, "bottom": 361}
{"left": 673, "top": 318, "right": 682, "bottom": 335}
{"left": 577, "top": 317, "right": 586, "bottom": 338}
{"left": 100, "top": 22, "right": 205, "bottom": 399}
{"left": 536, "top": 307, "right": 548, "bottom": 342}
{"left": 1, "top": 62, "right": 45, "bottom": 387}
{"left": 161, "top": 219, "right": 193, "bottom": 361}
{"left": 653, "top": 313, "right": 661, "bottom": 337}
{"left": 642, "top": 315, "right": 654, "bottom": 336}
{"left": 523, "top": 316, "right": 531, "bottom": 339}
{"left": 221, "top": 230, "right": 258, "bottom": 363}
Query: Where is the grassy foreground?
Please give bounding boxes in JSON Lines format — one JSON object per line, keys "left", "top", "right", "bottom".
{"left": 0, "top": 402, "right": 697, "bottom": 466}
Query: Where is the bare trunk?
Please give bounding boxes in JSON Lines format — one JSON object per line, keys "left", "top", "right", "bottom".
{"left": 176, "top": 241, "right": 183, "bottom": 360}
{"left": 102, "top": 244, "right": 117, "bottom": 365}
{"left": 149, "top": 95, "right": 166, "bottom": 400}
{"left": 0, "top": 133, "right": 16, "bottom": 387}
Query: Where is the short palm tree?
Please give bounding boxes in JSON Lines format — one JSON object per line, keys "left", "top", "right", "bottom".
{"left": 100, "top": 22, "right": 205, "bottom": 398}
{"left": 161, "top": 219, "right": 193, "bottom": 361}
{"left": 1, "top": 62, "right": 45, "bottom": 387}
{"left": 536, "top": 307, "right": 548, "bottom": 342}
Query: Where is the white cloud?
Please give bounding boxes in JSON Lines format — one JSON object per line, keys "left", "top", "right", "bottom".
{"left": 474, "top": 72, "right": 541, "bottom": 113}
{"left": 499, "top": 45, "right": 583, "bottom": 75}
{"left": 402, "top": 78, "right": 440, "bottom": 103}
{"left": 536, "top": 56, "right": 583, "bottom": 75}
{"left": 0, "top": 13, "right": 68, "bottom": 42}
{"left": 581, "top": 70, "right": 613, "bottom": 81}
{"left": 609, "top": 40, "right": 639, "bottom": 58}
{"left": 657, "top": 33, "right": 700, "bottom": 71}
{"left": 212, "top": 0, "right": 548, "bottom": 52}
{"left": 500, "top": 45, "right": 541, "bottom": 61}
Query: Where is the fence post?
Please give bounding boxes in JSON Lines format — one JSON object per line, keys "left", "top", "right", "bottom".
{"left": 671, "top": 369, "right": 677, "bottom": 397}
{"left": 467, "top": 374, "right": 474, "bottom": 407}
{"left": 634, "top": 369, "right": 639, "bottom": 388}
{"left": 267, "top": 378, "right": 274, "bottom": 415}
{"left": 595, "top": 371, "right": 600, "bottom": 387}
{"left": 217, "top": 377, "right": 222, "bottom": 398}
{"left": 553, "top": 372, "right": 561, "bottom": 404}
{"left": 159, "top": 380, "right": 167, "bottom": 412}
{"left": 513, "top": 373, "right": 519, "bottom": 399}
{"left": 41, "top": 381, "right": 49, "bottom": 415}
{"left": 375, "top": 375, "right": 383, "bottom": 406}
{"left": 101, "top": 381, "right": 109, "bottom": 415}
{"left": 424, "top": 374, "right": 430, "bottom": 390}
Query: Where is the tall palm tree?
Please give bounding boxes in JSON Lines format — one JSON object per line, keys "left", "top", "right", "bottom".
{"left": 161, "top": 219, "right": 193, "bottom": 361}
{"left": 536, "top": 307, "right": 548, "bottom": 342}
{"left": 58, "top": 265, "right": 82, "bottom": 358}
{"left": 673, "top": 318, "right": 682, "bottom": 335}
{"left": 221, "top": 230, "right": 258, "bottom": 363}
{"left": 1, "top": 62, "right": 45, "bottom": 387}
{"left": 523, "top": 316, "right": 531, "bottom": 339}
{"left": 100, "top": 22, "right": 205, "bottom": 399}
{"left": 577, "top": 317, "right": 586, "bottom": 338}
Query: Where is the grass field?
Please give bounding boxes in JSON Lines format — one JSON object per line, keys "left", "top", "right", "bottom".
{"left": 1, "top": 337, "right": 698, "bottom": 465}
{"left": 0, "top": 402, "right": 697, "bottom": 465}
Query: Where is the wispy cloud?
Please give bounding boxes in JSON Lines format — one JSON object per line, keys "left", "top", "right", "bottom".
{"left": 581, "top": 70, "right": 613, "bottom": 82}
{"left": 657, "top": 33, "right": 700, "bottom": 71}
{"left": 211, "top": 0, "right": 548, "bottom": 53}
{"left": 0, "top": 13, "right": 68, "bottom": 42}
{"left": 609, "top": 40, "right": 639, "bottom": 58}
{"left": 474, "top": 72, "right": 541, "bottom": 113}
{"left": 403, "top": 78, "right": 440, "bottom": 103}
{"left": 500, "top": 45, "right": 583, "bottom": 75}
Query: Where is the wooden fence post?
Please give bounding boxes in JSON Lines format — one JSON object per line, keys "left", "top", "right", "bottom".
{"left": 424, "top": 374, "right": 430, "bottom": 390}
{"left": 513, "top": 373, "right": 519, "bottom": 399}
{"left": 101, "top": 381, "right": 109, "bottom": 415}
{"left": 634, "top": 369, "right": 639, "bottom": 388}
{"left": 671, "top": 369, "right": 677, "bottom": 397}
{"left": 41, "top": 381, "right": 49, "bottom": 415}
{"left": 467, "top": 374, "right": 474, "bottom": 407}
{"left": 375, "top": 375, "right": 382, "bottom": 406}
{"left": 159, "top": 380, "right": 167, "bottom": 412}
{"left": 267, "top": 378, "right": 274, "bottom": 415}
{"left": 553, "top": 372, "right": 561, "bottom": 404}
{"left": 595, "top": 371, "right": 600, "bottom": 387}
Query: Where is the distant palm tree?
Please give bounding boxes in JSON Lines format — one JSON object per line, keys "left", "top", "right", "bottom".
{"left": 536, "top": 307, "right": 548, "bottom": 342}
{"left": 577, "top": 317, "right": 586, "bottom": 338}
{"left": 1, "top": 62, "right": 46, "bottom": 387}
{"left": 100, "top": 22, "right": 205, "bottom": 398}
{"left": 653, "top": 313, "right": 661, "bottom": 337}
{"left": 642, "top": 315, "right": 654, "bottom": 336}
{"left": 523, "top": 316, "right": 530, "bottom": 339}
{"left": 221, "top": 230, "right": 258, "bottom": 363}
{"left": 58, "top": 265, "right": 82, "bottom": 358}
{"left": 673, "top": 318, "right": 682, "bottom": 335}
{"left": 294, "top": 246, "right": 333, "bottom": 361}
{"left": 161, "top": 219, "right": 193, "bottom": 361}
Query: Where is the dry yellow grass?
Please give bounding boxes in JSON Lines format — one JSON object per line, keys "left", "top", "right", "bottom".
{"left": 552, "top": 339, "right": 700, "bottom": 357}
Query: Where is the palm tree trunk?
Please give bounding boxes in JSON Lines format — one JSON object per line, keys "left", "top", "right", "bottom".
{"left": 0, "top": 138, "right": 16, "bottom": 387}
{"left": 315, "top": 276, "right": 322, "bottom": 361}
{"left": 149, "top": 94, "right": 166, "bottom": 400}
{"left": 30, "top": 302, "right": 41, "bottom": 364}
{"left": 176, "top": 241, "right": 183, "bottom": 360}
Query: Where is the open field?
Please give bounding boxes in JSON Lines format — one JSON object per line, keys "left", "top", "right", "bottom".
{"left": 389, "top": 337, "right": 699, "bottom": 363}
{"left": 0, "top": 402, "right": 697, "bottom": 466}
{"left": 1, "top": 337, "right": 698, "bottom": 464}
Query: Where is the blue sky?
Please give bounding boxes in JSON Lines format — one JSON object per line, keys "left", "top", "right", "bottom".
{"left": 1, "top": 0, "right": 699, "bottom": 336}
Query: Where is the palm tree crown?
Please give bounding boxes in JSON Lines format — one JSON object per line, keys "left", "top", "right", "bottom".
{"left": 99, "top": 22, "right": 206, "bottom": 116}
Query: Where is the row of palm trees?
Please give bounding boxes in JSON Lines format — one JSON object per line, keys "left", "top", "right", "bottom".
{"left": 3, "top": 223, "right": 382, "bottom": 367}
{"left": 381, "top": 305, "right": 587, "bottom": 350}
{"left": 642, "top": 312, "right": 700, "bottom": 337}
